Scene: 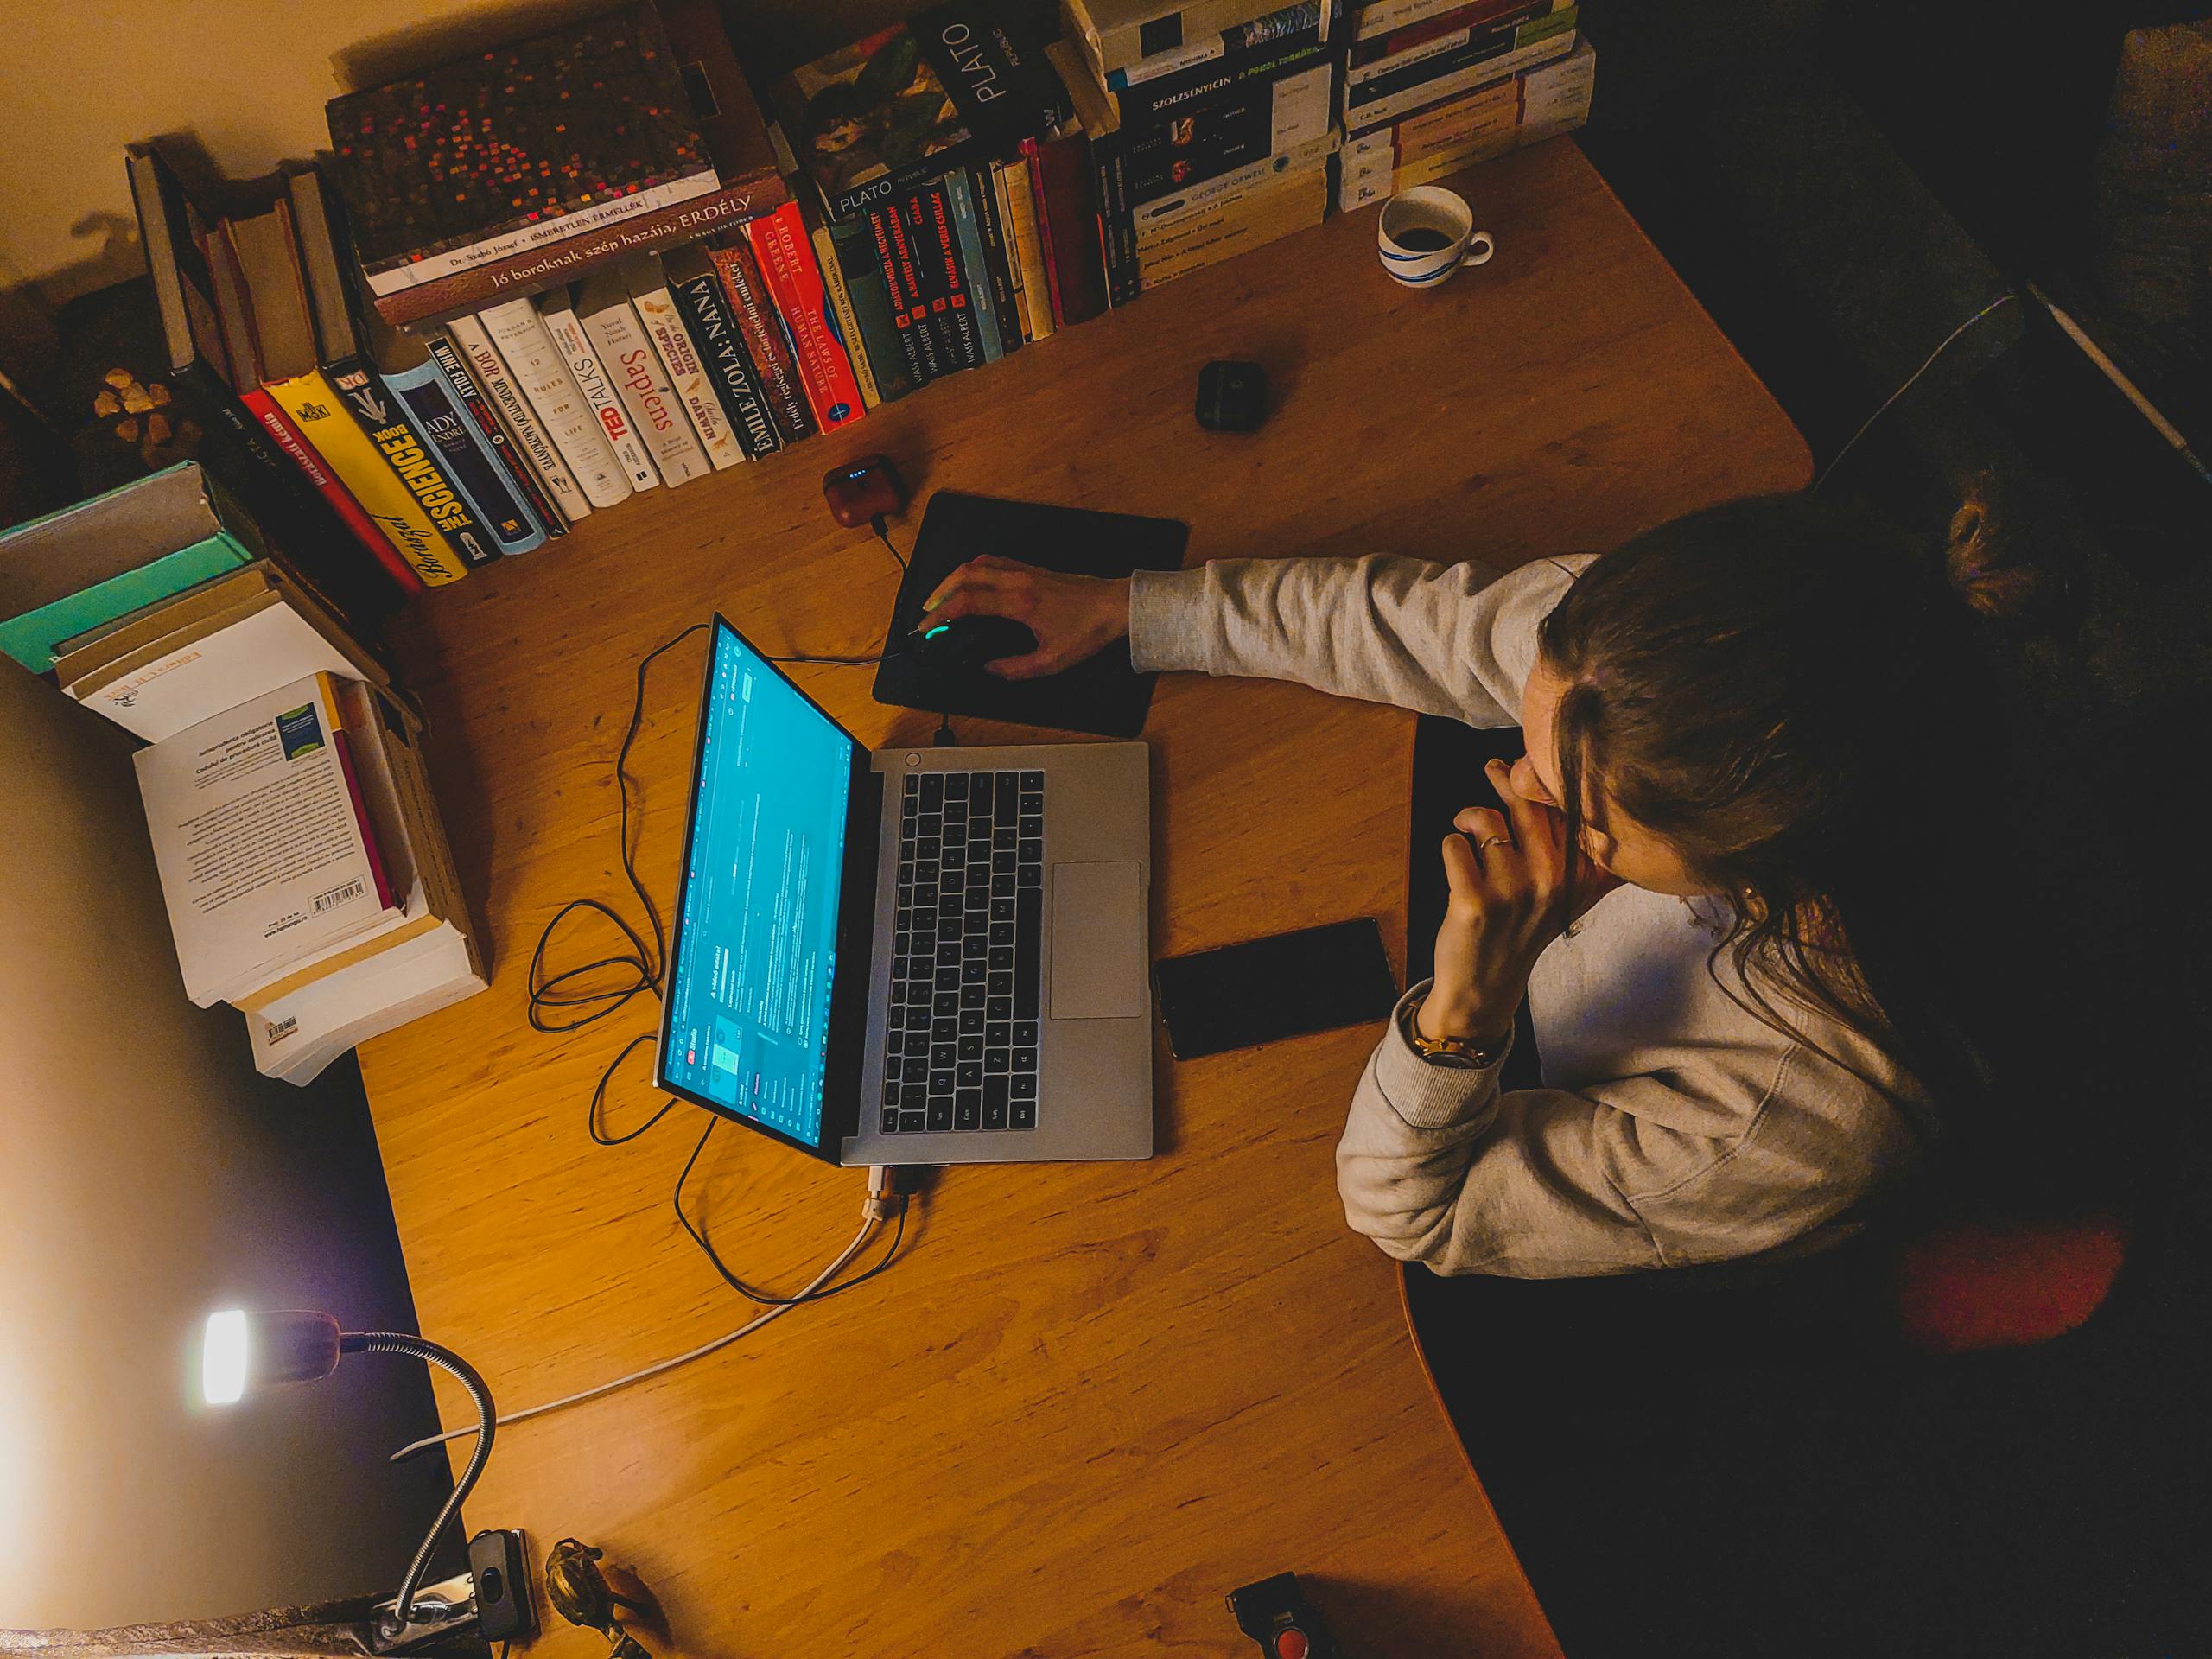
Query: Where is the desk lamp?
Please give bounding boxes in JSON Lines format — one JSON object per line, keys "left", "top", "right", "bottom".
{"left": 199, "top": 1309, "right": 534, "bottom": 1653}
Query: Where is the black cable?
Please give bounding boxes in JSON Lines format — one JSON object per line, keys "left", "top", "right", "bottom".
{"left": 671, "top": 1119, "right": 907, "bottom": 1306}
{"left": 872, "top": 512, "right": 907, "bottom": 571}
{"left": 528, "top": 618, "right": 912, "bottom": 1303}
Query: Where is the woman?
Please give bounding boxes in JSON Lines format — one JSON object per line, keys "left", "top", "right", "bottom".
{"left": 923, "top": 493, "right": 2062, "bottom": 1279}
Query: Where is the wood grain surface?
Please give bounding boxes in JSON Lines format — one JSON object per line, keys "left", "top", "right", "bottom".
{"left": 360, "top": 140, "right": 1809, "bottom": 1659}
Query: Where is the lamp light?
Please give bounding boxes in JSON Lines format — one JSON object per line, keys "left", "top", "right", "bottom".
{"left": 198, "top": 1309, "right": 533, "bottom": 1653}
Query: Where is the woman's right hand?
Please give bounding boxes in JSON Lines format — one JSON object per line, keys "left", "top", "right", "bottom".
{"left": 919, "top": 556, "right": 1131, "bottom": 680}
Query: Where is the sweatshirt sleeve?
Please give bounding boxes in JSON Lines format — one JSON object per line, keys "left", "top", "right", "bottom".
{"left": 1336, "top": 984, "right": 1916, "bottom": 1278}
{"left": 1128, "top": 555, "right": 1590, "bottom": 728}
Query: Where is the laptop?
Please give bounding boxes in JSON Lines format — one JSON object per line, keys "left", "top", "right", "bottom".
{"left": 654, "top": 614, "right": 1154, "bottom": 1165}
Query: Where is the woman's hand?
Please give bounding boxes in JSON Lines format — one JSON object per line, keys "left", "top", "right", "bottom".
{"left": 920, "top": 556, "right": 1131, "bottom": 679}
{"left": 1421, "top": 758, "right": 1623, "bottom": 1044}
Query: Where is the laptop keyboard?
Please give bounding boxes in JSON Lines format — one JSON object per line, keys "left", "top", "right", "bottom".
{"left": 880, "top": 769, "right": 1045, "bottom": 1135}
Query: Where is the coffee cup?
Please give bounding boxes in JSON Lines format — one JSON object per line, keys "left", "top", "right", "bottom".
{"left": 1376, "top": 186, "right": 1496, "bottom": 288}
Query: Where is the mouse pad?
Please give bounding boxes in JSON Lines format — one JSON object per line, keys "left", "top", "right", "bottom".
{"left": 872, "top": 491, "right": 1189, "bottom": 740}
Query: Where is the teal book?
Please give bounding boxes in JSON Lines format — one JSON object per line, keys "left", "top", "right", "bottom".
{"left": 944, "top": 170, "right": 1006, "bottom": 364}
{"left": 0, "top": 463, "right": 262, "bottom": 672}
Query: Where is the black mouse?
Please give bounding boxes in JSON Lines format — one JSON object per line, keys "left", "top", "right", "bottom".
{"left": 912, "top": 613, "right": 1039, "bottom": 669}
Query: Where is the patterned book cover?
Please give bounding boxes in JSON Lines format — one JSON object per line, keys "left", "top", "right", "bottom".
{"left": 775, "top": 3, "right": 1074, "bottom": 223}
{"left": 328, "top": 1, "right": 710, "bottom": 278}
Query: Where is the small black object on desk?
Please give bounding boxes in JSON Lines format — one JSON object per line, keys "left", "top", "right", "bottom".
{"left": 1197, "top": 359, "right": 1268, "bottom": 432}
{"left": 1227, "top": 1572, "right": 1347, "bottom": 1659}
{"left": 913, "top": 613, "right": 1039, "bottom": 669}
{"left": 873, "top": 490, "right": 1188, "bottom": 741}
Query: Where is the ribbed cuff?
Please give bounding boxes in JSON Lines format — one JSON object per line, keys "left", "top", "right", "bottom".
{"left": 1371, "top": 979, "right": 1510, "bottom": 1129}
{"left": 1128, "top": 565, "right": 1211, "bottom": 674}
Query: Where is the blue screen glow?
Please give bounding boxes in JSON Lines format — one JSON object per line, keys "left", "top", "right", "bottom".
{"left": 662, "top": 621, "right": 855, "bottom": 1144}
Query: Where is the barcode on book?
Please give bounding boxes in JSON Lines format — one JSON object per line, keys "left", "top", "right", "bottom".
{"left": 312, "top": 879, "right": 367, "bottom": 914}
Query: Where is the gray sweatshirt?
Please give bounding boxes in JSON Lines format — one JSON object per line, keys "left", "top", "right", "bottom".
{"left": 1129, "top": 555, "right": 1929, "bottom": 1278}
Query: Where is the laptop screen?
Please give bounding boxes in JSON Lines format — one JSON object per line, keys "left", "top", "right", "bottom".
{"left": 660, "top": 619, "right": 862, "bottom": 1149}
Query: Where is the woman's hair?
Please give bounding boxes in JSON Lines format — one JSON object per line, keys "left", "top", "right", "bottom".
{"left": 1535, "top": 493, "right": 2062, "bottom": 1173}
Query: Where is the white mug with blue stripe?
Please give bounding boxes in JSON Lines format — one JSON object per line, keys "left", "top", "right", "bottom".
{"left": 1376, "top": 186, "right": 1495, "bottom": 288}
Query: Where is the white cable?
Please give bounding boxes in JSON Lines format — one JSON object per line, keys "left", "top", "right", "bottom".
{"left": 1813, "top": 292, "right": 2017, "bottom": 492}
{"left": 386, "top": 1213, "right": 880, "bottom": 1463}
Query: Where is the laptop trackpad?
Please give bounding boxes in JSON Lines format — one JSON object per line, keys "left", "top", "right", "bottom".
{"left": 1049, "top": 862, "right": 1146, "bottom": 1020}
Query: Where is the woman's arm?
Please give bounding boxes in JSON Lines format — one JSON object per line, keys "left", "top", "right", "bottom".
{"left": 1129, "top": 555, "right": 1584, "bottom": 728}
{"left": 1336, "top": 988, "right": 1918, "bottom": 1276}
{"left": 920, "top": 552, "right": 1590, "bottom": 728}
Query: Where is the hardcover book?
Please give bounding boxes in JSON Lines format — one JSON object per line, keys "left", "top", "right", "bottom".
{"left": 776, "top": 3, "right": 1076, "bottom": 223}
{"left": 327, "top": 1, "right": 715, "bottom": 292}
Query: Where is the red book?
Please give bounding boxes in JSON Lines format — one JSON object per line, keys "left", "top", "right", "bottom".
{"left": 1025, "top": 135, "right": 1108, "bottom": 329}
{"left": 706, "top": 238, "right": 816, "bottom": 443}
{"left": 237, "top": 387, "right": 425, "bottom": 594}
{"left": 741, "top": 203, "right": 866, "bottom": 431}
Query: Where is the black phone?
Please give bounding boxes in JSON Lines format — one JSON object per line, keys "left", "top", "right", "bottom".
{"left": 1154, "top": 918, "right": 1400, "bottom": 1061}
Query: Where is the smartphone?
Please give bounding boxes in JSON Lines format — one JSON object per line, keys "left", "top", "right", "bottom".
{"left": 1154, "top": 918, "right": 1400, "bottom": 1061}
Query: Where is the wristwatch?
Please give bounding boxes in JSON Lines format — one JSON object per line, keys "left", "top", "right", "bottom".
{"left": 1401, "top": 993, "right": 1510, "bottom": 1070}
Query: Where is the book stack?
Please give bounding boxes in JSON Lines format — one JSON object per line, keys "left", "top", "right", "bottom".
{"left": 772, "top": 4, "right": 1103, "bottom": 389}
{"left": 1334, "top": 0, "right": 1591, "bottom": 211}
{"left": 321, "top": 0, "right": 874, "bottom": 512}
{"left": 0, "top": 463, "right": 483, "bottom": 1083}
{"left": 1071, "top": 0, "right": 1345, "bottom": 302}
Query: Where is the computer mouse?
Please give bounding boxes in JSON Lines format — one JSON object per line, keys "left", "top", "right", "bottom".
{"left": 913, "top": 614, "right": 1039, "bottom": 669}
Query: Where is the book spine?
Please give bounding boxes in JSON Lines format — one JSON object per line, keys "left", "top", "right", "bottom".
{"left": 1346, "top": 0, "right": 1560, "bottom": 81}
{"left": 632, "top": 278, "right": 748, "bottom": 468}
{"left": 324, "top": 361, "right": 498, "bottom": 568}
{"left": 872, "top": 196, "right": 944, "bottom": 382}
{"left": 741, "top": 204, "right": 866, "bottom": 429}
{"left": 1033, "top": 137, "right": 1109, "bottom": 327}
{"left": 986, "top": 165, "right": 1033, "bottom": 341}
{"left": 1112, "top": 29, "right": 1336, "bottom": 127}
{"left": 1090, "top": 0, "right": 1287, "bottom": 73}
{"left": 1094, "top": 139, "right": 1139, "bottom": 308}
{"left": 1106, "top": 0, "right": 1326, "bottom": 87}
{"left": 382, "top": 359, "right": 547, "bottom": 554}
{"left": 917, "top": 181, "right": 982, "bottom": 372}
{"left": 944, "top": 172, "right": 1005, "bottom": 363}
{"left": 226, "top": 379, "right": 423, "bottom": 594}
{"left": 445, "top": 315, "right": 593, "bottom": 521}
{"left": 707, "top": 239, "right": 816, "bottom": 442}
{"left": 370, "top": 177, "right": 793, "bottom": 327}
{"left": 998, "top": 161, "right": 1054, "bottom": 340}
{"left": 811, "top": 220, "right": 890, "bottom": 407}
{"left": 806, "top": 220, "right": 880, "bottom": 407}
{"left": 540, "top": 301, "right": 661, "bottom": 491}
{"left": 253, "top": 379, "right": 467, "bottom": 586}
{"left": 422, "top": 328, "right": 567, "bottom": 536}
{"left": 475, "top": 299, "right": 632, "bottom": 509}
{"left": 1343, "top": 13, "right": 1575, "bottom": 130}
{"left": 1352, "top": 0, "right": 1547, "bottom": 40}
{"left": 360, "top": 170, "right": 725, "bottom": 294}
{"left": 667, "top": 270, "right": 784, "bottom": 458}
{"left": 966, "top": 163, "right": 1021, "bottom": 353}
{"left": 577, "top": 295, "right": 711, "bottom": 485}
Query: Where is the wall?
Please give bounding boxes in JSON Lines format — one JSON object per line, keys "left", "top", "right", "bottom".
{"left": 0, "top": 663, "right": 452, "bottom": 1630}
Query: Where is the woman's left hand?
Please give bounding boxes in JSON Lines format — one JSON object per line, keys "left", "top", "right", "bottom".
{"left": 1421, "top": 759, "right": 1621, "bottom": 1044}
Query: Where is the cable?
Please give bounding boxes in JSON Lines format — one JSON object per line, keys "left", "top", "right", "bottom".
{"left": 1814, "top": 292, "right": 2016, "bottom": 492}
{"left": 386, "top": 1195, "right": 893, "bottom": 1464}
{"left": 671, "top": 1120, "right": 908, "bottom": 1305}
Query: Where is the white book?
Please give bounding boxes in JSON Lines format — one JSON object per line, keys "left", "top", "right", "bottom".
{"left": 247, "top": 923, "right": 486, "bottom": 1084}
{"left": 625, "top": 261, "right": 746, "bottom": 471}
{"left": 538, "top": 296, "right": 659, "bottom": 492}
{"left": 134, "top": 672, "right": 404, "bottom": 1007}
{"left": 575, "top": 276, "right": 711, "bottom": 486}
{"left": 474, "top": 300, "right": 632, "bottom": 510}
{"left": 443, "top": 316, "right": 591, "bottom": 524}
{"left": 68, "top": 594, "right": 375, "bottom": 742}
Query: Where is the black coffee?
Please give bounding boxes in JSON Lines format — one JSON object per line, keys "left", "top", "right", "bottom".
{"left": 1393, "top": 227, "right": 1453, "bottom": 252}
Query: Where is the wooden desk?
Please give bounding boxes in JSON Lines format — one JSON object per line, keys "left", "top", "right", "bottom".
{"left": 364, "top": 139, "right": 1808, "bottom": 1659}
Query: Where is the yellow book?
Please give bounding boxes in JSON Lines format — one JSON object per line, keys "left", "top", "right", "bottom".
{"left": 266, "top": 372, "right": 467, "bottom": 586}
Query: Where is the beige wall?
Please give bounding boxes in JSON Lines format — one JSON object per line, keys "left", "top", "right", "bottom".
{"left": 0, "top": 0, "right": 587, "bottom": 302}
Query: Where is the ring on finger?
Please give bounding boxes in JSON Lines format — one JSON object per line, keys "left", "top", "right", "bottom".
{"left": 1474, "top": 835, "right": 1511, "bottom": 852}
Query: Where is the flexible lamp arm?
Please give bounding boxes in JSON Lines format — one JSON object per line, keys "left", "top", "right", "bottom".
{"left": 341, "top": 1332, "right": 497, "bottom": 1632}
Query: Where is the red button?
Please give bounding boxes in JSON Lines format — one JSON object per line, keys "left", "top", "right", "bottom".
{"left": 1275, "top": 1630, "right": 1309, "bottom": 1659}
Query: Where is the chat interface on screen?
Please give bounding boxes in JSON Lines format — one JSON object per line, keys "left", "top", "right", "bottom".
{"left": 663, "top": 621, "right": 855, "bottom": 1144}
